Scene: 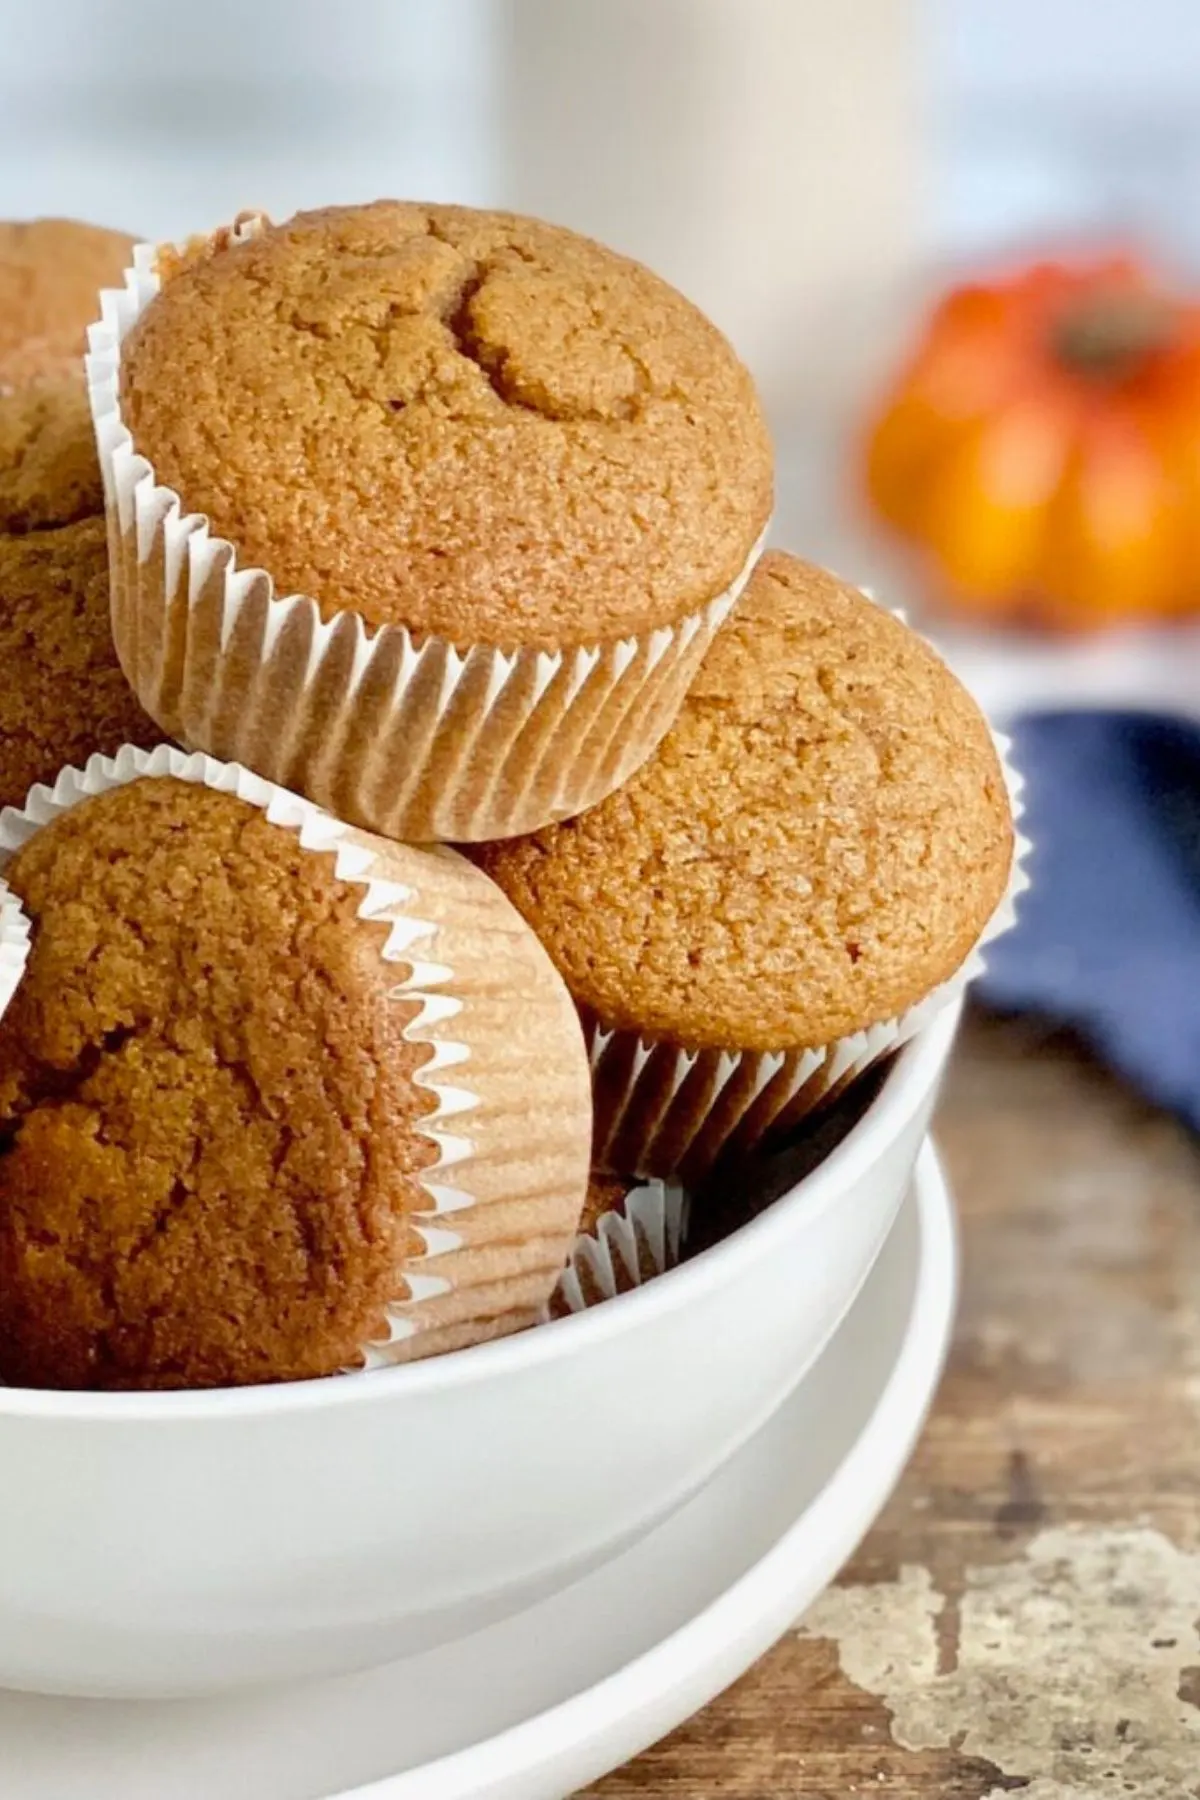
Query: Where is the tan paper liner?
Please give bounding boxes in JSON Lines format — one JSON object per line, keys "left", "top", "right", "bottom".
{"left": 85, "top": 221, "right": 768, "bottom": 844}
{"left": 589, "top": 731, "right": 1030, "bottom": 1184}
{"left": 0, "top": 744, "right": 591, "bottom": 1370}
{"left": 548, "top": 1177, "right": 687, "bottom": 1318}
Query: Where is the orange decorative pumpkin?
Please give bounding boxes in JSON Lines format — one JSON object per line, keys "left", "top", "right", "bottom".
{"left": 863, "top": 254, "right": 1200, "bottom": 629}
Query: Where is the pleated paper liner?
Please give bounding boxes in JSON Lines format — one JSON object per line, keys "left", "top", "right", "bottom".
{"left": 0, "top": 881, "right": 29, "bottom": 1025}
{"left": 684, "top": 1060, "right": 893, "bottom": 1259}
{"left": 588, "top": 731, "right": 1030, "bottom": 1184}
{"left": 549, "top": 1177, "right": 688, "bottom": 1318}
{"left": 0, "top": 745, "right": 591, "bottom": 1369}
{"left": 86, "top": 221, "right": 768, "bottom": 844}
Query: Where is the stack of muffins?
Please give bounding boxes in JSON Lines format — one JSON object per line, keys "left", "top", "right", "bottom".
{"left": 0, "top": 202, "right": 1020, "bottom": 1390}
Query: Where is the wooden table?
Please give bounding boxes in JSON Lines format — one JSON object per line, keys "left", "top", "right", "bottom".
{"left": 584, "top": 1010, "right": 1200, "bottom": 1797}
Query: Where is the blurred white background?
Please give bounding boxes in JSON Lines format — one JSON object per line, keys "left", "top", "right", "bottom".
{"left": 0, "top": 0, "right": 918, "bottom": 426}
{"left": 938, "top": 0, "right": 1200, "bottom": 260}
{"left": 1, "top": 0, "right": 1194, "bottom": 679}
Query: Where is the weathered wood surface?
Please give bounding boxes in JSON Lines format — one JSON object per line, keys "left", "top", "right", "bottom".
{"left": 585, "top": 1010, "right": 1200, "bottom": 1797}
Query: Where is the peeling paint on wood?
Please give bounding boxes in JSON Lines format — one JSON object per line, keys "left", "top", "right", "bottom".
{"left": 803, "top": 1527, "right": 1200, "bottom": 1797}
{"left": 586, "top": 1019, "right": 1200, "bottom": 1796}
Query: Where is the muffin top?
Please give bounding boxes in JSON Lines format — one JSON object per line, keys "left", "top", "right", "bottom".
{"left": 0, "top": 379, "right": 103, "bottom": 531}
{"left": 476, "top": 553, "right": 1014, "bottom": 1051}
{"left": 0, "top": 217, "right": 135, "bottom": 390}
{"left": 0, "top": 382, "right": 157, "bottom": 811}
{"left": 0, "top": 520, "right": 159, "bottom": 810}
{"left": 0, "top": 778, "right": 438, "bottom": 1389}
{"left": 119, "top": 201, "right": 773, "bottom": 648}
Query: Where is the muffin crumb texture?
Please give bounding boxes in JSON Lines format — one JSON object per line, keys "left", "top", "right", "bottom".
{"left": 0, "top": 779, "right": 435, "bottom": 1389}
{"left": 578, "top": 1173, "right": 632, "bottom": 1238}
{"left": 0, "top": 379, "right": 104, "bottom": 530}
{"left": 120, "top": 201, "right": 772, "bottom": 646}
{"left": 476, "top": 553, "right": 1014, "bottom": 1051}
{"left": 0, "top": 381, "right": 158, "bottom": 810}
{"left": 0, "top": 217, "right": 135, "bottom": 390}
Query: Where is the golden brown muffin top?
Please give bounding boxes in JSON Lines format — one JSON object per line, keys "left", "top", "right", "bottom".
{"left": 0, "top": 778, "right": 436, "bottom": 1389}
{"left": 0, "top": 382, "right": 156, "bottom": 808}
{"left": 0, "top": 521, "right": 158, "bottom": 811}
{"left": 119, "top": 202, "right": 773, "bottom": 648}
{"left": 0, "top": 218, "right": 135, "bottom": 390}
{"left": 0, "top": 380, "right": 103, "bottom": 531}
{"left": 0, "top": 334, "right": 89, "bottom": 392}
{"left": 476, "top": 553, "right": 1014, "bottom": 1051}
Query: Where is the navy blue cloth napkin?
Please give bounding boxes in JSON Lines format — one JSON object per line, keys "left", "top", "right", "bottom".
{"left": 977, "top": 711, "right": 1200, "bottom": 1130}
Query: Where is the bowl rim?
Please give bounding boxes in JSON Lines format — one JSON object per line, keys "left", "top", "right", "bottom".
{"left": 0, "top": 1003, "right": 961, "bottom": 1422}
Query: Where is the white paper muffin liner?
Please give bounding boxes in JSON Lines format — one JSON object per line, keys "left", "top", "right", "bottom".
{"left": 0, "top": 881, "right": 30, "bottom": 1025}
{"left": 85, "top": 220, "right": 769, "bottom": 844}
{"left": 0, "top": 744, "right": 592, "bottom": 1372}
{"left": 589, "top": 731, "right": 1030, "bottom": 1183}
{"left": 0, "top": 881, "right": 31, "bottom": 1390}
{"left": 549, "top": 1177, "right": 687, "bottom": 1318}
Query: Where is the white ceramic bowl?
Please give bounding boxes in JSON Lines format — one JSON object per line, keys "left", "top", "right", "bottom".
{"left": 0, "top": 1003, "right": 960, "bottom": 1699}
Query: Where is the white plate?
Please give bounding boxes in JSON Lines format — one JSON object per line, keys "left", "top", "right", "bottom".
{"left": 0, "top": 1142, "right": 956, "bottom": 1800}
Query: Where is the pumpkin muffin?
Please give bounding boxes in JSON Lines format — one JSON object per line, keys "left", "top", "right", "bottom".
{"left": 477, "top": 552, "right": 1019, "bottom": 1179}
{"left": 0, "top": 378, "right": 104, "bottom": 530}
{"left": 93, "top": 202, "right": 772, "bottom": 840}
{"left": 0, "top": 749, "right": 592, "bottom": 1389}
{"left": 0, "top": 382, "right": 157, "bottom": 809}
{"left": 0, "top": 218, "right": 135, "bottom": 391}
{"left": 551, "top": 1173, "right": 685, "bottom": 1317}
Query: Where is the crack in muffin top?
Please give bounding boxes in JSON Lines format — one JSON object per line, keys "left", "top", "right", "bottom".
{"left": 474, "top": 553, "right": 1014, "bottom": 1051}
{"left": 0, "top": 778, "right": 435, "bottom": 1389}
{"left": 119, "top": 201, "right": 773, "bottom": 648}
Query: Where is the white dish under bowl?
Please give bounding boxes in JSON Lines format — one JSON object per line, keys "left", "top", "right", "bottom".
{"left": 0, "top": 1004, "right": 960, "bottom": 1699}
{"left": 0, "top": 1146, "right": 956, "bottom": 1800}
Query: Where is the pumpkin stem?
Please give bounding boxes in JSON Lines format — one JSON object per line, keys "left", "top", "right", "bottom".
{"left": 1053, "top": 292, "right": 1174, "bottom": 378}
